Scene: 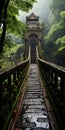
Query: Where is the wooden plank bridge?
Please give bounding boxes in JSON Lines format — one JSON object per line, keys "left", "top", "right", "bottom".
{"left": 0, "top": 47, "right": 65, "bottom": 130}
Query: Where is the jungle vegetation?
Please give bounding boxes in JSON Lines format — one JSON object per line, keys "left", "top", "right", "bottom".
{"left": 0, "top": 0, "right": 36, "bottom": 70}
{"left": 43, "top": 0, "right": 65, "bottom": 67}
{"left": 0, "top": 1, "right": 36, "bottom": 130}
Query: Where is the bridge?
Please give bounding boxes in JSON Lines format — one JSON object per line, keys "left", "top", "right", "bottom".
{"left": 0, "top": 13, "right": 65, "bottom": 130}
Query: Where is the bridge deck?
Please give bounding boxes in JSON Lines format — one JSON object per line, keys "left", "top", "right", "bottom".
{"left": 14, "top": 64, "right": 59, "bottom": 130}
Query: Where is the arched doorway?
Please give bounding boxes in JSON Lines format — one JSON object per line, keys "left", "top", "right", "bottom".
{"left": 29, "top": 35, "right": 37, "bottom": 64}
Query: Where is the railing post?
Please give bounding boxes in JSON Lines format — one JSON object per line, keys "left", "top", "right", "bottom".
{"left": 50, "top": 71, "right": 53, "bottom": 84}
{"left": 54, "top": 73, "right": 58, "bottom": 88}
{"left": 13, "top": 72, "right": 16, "bottom": 82}
{"left": 60, "top": 78, "right": 65, "bottom": 92}
{"left": 0, "top": 81, "right": 3, "bottom": 100}
{"left": 17, "top": 70, "right": 20, "bottom": 80}
{"left": 8, "top": 75, "right": 11, "bottom": 87}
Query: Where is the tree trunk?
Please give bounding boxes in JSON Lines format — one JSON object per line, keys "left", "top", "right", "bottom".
{"left": 0, "top": 0, "right": 10, "bottom": 53}
{"left": 0, "top": 0, "right": 5, "bottom": 19}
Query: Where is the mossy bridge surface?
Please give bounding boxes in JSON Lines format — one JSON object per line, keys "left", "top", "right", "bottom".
{"left": 0, "top": 46, "right": 65, "bottom": 130}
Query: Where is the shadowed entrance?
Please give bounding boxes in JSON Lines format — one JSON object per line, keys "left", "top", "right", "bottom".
{"left": 30, "top": 35, "right": 37, "bottom": 64}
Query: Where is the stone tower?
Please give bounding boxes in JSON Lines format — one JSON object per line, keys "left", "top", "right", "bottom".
{"left": 25, "top": 13, "right": 43, "bottom": 63}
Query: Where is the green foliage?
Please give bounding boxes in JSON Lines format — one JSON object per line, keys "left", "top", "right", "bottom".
{"left": 60, "top": 11, "right": 65, "bottom": 19}
{"left": 58, "top": 46, "right": 65, "bottom": 52}
{"left": 0, "top": 0, "right": 36, "bottom": 53}
{"left": 0, "top": 33, "right": 24, "bottom": 70}
{"left": 55, "top": 36, "right": 65, "bottom": 52}
{"left": 44, "top": 22, "right": 63, "bottom": 43}
{"left": 13, "top": 0, "right": 36, "bottom": 12}
{"left": 7, "top": 0, "right": 36, "bottom": 33}
{"left": 50, "top": 0, "right": 65, "bottom": 23}
{"left": 7, "top": 1, "right": 26, "bottom": 35}
{"left": 56, "top": 36, "right": 65, "bottom": 45}
{"left": 43, "top": 0, "right": 65, "bottom": 67}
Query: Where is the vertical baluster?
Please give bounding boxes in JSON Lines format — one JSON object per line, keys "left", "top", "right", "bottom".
{"left": 54, "top": 73, "right": 58, "bottom": 87}
{"left": 50, "top": 71, "right": 53, "bottom": 84}
{"left": 60, "top": 78, "right": 64, "bottom": 92}
{"left": 17, "top": 70, "right": 20, "bottom": 79}
{"left": 13, "top": 72, "right": 16, "bottom": 83}
{"left": 20, "top": 69, "right": 23, "bottom": 81}
{"left": 22, "top": 68, "right": 25, "bottom": 79}
{"left": 47, "top": 70, "right": 52, "bottom": 88}
{"left": 8, "top": 74, "right": 11, "bottom": 87}
{"left": 0, "top": 80, "right": 3, "bottom": 100}
{"left": 60, "top": 78, "right": 65, "bottom": 103}
{"left": 8, "top": 74, "right": 11, "bottom": 110}
{"left": 53, "top": 73, "right": 58, "bottom": 98}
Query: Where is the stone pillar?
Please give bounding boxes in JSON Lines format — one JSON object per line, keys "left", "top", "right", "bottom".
{"left": 24, "top": 39, "right": 29, "bottom": 59}
{"left": 38, "top": 39, "right": 43, "bottom": 58}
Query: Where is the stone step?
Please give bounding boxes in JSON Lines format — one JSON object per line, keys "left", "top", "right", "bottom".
{"left": 15, "top": 64, "right": 52, "bottom": 130}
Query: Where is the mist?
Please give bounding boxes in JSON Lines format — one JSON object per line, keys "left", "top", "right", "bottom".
{"left": 18, "top": 0, "right": 52, "bottom": 23}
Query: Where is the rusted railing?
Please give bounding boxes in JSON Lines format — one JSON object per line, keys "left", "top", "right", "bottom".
{"left": 37, "top": 47, "right": 65, "bottom": 130}
{"left": 0, "top": 47, "right": 30, "bottom": 130}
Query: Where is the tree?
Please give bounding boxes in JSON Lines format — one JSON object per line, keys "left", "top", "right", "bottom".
{"left": 0, "top": 0, "right": 6, "bottom": 19}
{"left": 50, "top": 0, "right": 65, "bottom": 24}
{"left": 0, "top": 0, "right": 10, "bottom": 53}
{"left": 0, "top": 0, "right": 36, "bottom": 53}
{"left": 43, "top": 0, "right": 65, "bottom": 66}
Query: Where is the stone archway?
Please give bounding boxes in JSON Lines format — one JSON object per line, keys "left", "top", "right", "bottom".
{"left": 29, "top": 35, "right": 38, "bottom": 64}
{"left": 25, "top": 13, "right": 43, "bottom": 62}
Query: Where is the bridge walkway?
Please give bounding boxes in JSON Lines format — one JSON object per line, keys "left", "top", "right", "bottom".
{"left": 14, "top": 64, "right": 59, "bottom": 130}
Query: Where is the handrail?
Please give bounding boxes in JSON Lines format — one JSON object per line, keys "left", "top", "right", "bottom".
{"left": 37, "top": 46, "right": 65, "bottom": 79}
{"left": 37, "top": 46, "right": 65, "bottom": 130}
{"left": 0, "top": 46, "right": 30, "bottom": 75}
{"left": 0, "top": 47, "right": 30, "bottom": 130}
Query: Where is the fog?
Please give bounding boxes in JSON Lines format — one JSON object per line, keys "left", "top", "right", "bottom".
{"left": 18, "top": 0, "right": 52, "bottom": 23}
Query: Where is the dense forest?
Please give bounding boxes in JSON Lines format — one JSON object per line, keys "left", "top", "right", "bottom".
{"left": 0, "top": 0, "right": 36, "bottom": 70}
{"left": 0, "top": 1, "right": 36, "bottom": 129}
{"left": 0, "top": 0, "right": 65, "bottom": 69}
{"left": 0, "top": 1, "right": 65, "bottom": 130}
{"left": 43, "top": 0, "right": 65, "bottom": 67}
